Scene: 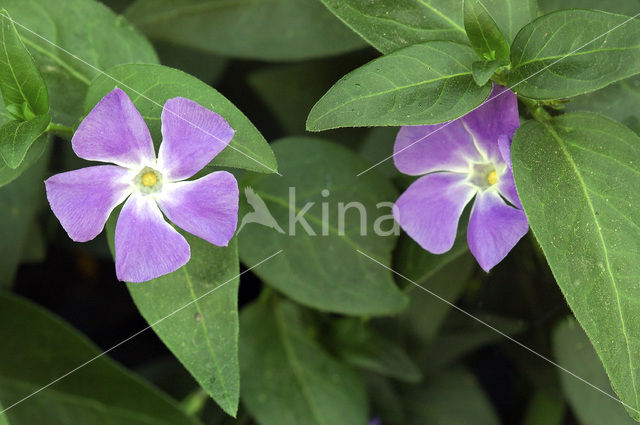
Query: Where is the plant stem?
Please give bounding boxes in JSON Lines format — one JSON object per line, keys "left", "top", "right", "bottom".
{"left": 520, "top": 97, "right": 552, "bottom": 124}
{"left": 46, "top": 122, "right": 74, "bottom": 137}
{"left": 180, "top": 387, "right": 208, "bottom": 417}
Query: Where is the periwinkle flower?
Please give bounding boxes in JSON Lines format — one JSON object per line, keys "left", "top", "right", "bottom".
{"left": 45, "top": 88, "right": 239, "bottom": 282}
{"left": 393, "top": 85, "right": 528, "bottom": 271}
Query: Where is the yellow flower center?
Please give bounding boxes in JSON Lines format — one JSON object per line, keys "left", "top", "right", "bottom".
{"left": 141, "top": 171, "right": 157, "bottom": 187}
{"left": 487, "top": 170, "right": 498, "bottom": 186}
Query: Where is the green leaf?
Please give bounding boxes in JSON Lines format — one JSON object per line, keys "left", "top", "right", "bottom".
{"left": 0, "top": 292, "right": 200, "bottom": 425}
{"left": 0, "top": 132, "right": 47, "bottom": 186}
{"left": 86, "top": 64, "right": 277, "bottom": 174}
{"left": 306, "top": 41, "right": 491, "bottom": 131}
{"left": 512, "top": 112, "right": 640, "bottom": 420}
{"left": 330, "top": 318, "right": 422, "bottom": 383}
{"left": 539, "top": 0, "right": 640, "bottom": 16}
{"left": 0, "top": 0, "right": 158, "bottom": 126}
{"left": 106, "top": 219, "right": 241, "bottom": 417}
{"left": 238, "top": 137, "right": 408, "bottom": 315}
{"left": 506, "top": 10, "right": 640, "bottom": 100}
{"left": 0, "top": 112, "right": 49, "bottom": 168}
{"left": 520, "top": 391, "right": 566, "bottom": 425}
{"left": 566, "top": 75, "right": 640, "bottom": 135}
{"left": 463, "top": 0, "right": 510, "bottom": 62}
{"left": 472, "top": 59, "right": 507, "bottom": 85}
{"left": 154, "top": 41, "right": 227, "bottom": 85}
{"left": 0, "top": 10, "right": 48, "bottom": 119}
{"left": 240, "top": 297, "right": 368, "bottom": 425}
{"left": 319, "top": 0, "right": 468, "bottom": 53}
{"left": 553, "top": 318, "right": 638, "bottom": 425}
{"left": 124, "top": 0, "right": 366, "bottom": 61}
{"left": 405, "top": 367, "right": 500, "bottom": 425}
{"left": 479, "top": 0, "right": 538, "bottom": 43}
{"left": 0, "top": 143, "right": 48, "bottom": 288}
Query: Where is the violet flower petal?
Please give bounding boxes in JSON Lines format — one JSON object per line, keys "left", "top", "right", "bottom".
{"left": 461, "top": 85, "right": 519, "bottom": 162}
{"left": 496, "top": 167, "right": 523, "bottom": 209}
{"left": 498, "top": 134, "right": 512, "bottom": 169}
{"left": 158, "top": 97, "right": 235, "bottom": 181}
{"left": 393, "top": 121, "right": 483, "bottom": 175}
{"left": 45, "top": 165, "right": 133, "bottom": 242}
{"left": 157, "top": 171, "right": 239, "bottom": 246}
{"left": 115, "top": 194, "right": 190, "bottom": 283}
{"left": 467, "top": 191, "right": 529, "bottom": 272}
{"left": 394, "top": 172, "right": 475, "bottom": 254}
{"left": 72, "top": 88, "right": 155, "bottom": 169}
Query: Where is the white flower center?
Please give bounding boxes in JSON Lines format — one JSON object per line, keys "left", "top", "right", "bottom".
{"left": 134, "top": 167, "right": 163, "bottom": 195}
{"left": 468, "top": 162, "right": 499, "bottom": 191}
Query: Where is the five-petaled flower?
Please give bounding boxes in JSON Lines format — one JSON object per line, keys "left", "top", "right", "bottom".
{"left": 393, "top": 85, "right": 529, "bottom": 271}
{"left": 45, "top": 88, "right": 239, "bottom": 283}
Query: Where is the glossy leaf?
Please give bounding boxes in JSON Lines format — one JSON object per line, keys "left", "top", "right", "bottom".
{"left": 106, "top": 220, "right": 241, "bottom": 417}
{"left": 553, "top": 318, "right": 638, "bottom": 425}
{"left": 464, "top": 0, "right": 510, "bottom": 62}
{"left": 0, "top": 113, "right": 49, "bottom": 168}
{"left": 0, "top": 144, "right": 48, "bottom": 288}
{"left": 240, "top": 297, "right": 368, "bottom": 425}
{"left": 0, "top": 292, "right": 199, "bottom": 425}
{"left": 506, "top": 10, "right": 640, "bottom": 99}
{"left": 472, "top": 59, "right": 506, "bottom": 86}
{"left": 479, "top": 0, "right": 538, "bottom": 43}
{"left": 238, "top": 137, "right": 408, "bottom": 315}
{"left": 0, "top": 0, "right": 158, "bottom": 126}
{"left": 512, "top": 112, "right": 640, "bottom": 420}
{"left": 86, "top": 64, "right": 277, "bottom": 174}
{"left": 307, "top": 41, "right": 491, "bottom": 131}
{"left": 0, "top": 10, "right": 48, "bottom": 119}
{"left": 124, "top": 0, "right": 366, "bottom": 61}
{"left": 319, "top": 0, "right": 467, "bottom": 53}
{"left": 330, "top": 318, "right": 422, "bottom": 383}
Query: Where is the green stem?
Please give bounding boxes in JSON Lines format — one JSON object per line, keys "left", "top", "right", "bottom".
{"left": 180, "top": 387, "right": 208, "bottom": 417}
{"left": 520, "top": 97, "right": 552, "bottom": 124}
{"left": 46, "top": 122, "right": 74, "bottom": 137}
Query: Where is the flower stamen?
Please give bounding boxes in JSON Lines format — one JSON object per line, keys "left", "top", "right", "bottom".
{"left": 141, "top": 171, "right": 157, "bottom": 187}
{"left": 134, "top": 167, "right": 163, "bottom": 195}
{"left": 487, "top": 170, "right": 498, "bottom": 186}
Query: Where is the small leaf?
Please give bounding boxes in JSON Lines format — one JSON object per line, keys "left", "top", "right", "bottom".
{"left": 125, "top": 0, "right": 366, "bottom": 61}
{"left": 553, "top": 318, "right": 638, "bottom": 425}
{"left": 238, "top": 137, "right": 408, "bottom": 315}
{"left": 0, "top": 292, "right": 200, "bottom": 425}
{"left": 106, "top": 220, "right": 241, "bottom": 417}
{"left": 306, "top": 41, "right": 491, "bottom": 131}
{"left": 463, "top": 0, "right": 510, "bottom": 62}
{"left": 512, "top": 112, "right": 640, "bottom": 420}
{"left": 319, "top": 0, "right": 468, "bottom": 53}
{"left": 0, "top": 10, "right": 49, "bottom": 119}
{"left": 86, "top": 64, "right": 277, "bottom": 174}
{"left": 330, "top": 318, "right": 422, "bottom": 383}
{"left": 472, "top": 59, "right": 507, "bottom": 86}
{"left": 506, "top": 10, "right": 640, "bottom": 99}
{"left": 240, "top": 297, "right": 368, "bottom": 425}
{"left": 0, "top": 113, "right": 49, "bottom": 168}
{"left": 480, "top": 0, "right": 537, "bottom": 43}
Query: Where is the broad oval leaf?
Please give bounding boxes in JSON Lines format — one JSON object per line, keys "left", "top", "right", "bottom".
{"left": 0, "top": 292, "right": 199, "bottom": 425}
{"left": 86, "top": 64, "right": 277, "bottom": 174}
{"left": 512, "top": 112, "right": 640, "bottom": 420}
{"left": 506, "top": 10, "right": 640, "bottom": 100}
{"left": 319, "top": 0, "right": 467, "bottom": 54}
{"left": 240, "top": 297, "right": 368, "bottom": 425}
{"left": 306, "top": 41, "right": 491, "bottom": 131}
{"left": 539, "top": 0, "right": 640, "bottom": 16}
{"left": 463, "top": 0, "right": 510, "bottom": 62}
{"left": 0, "top": 11, "right": 49, "bottom": 118}
{"left": 0, "top": 0, "right": 158, "bottom": 126}
{"left": 238, "top": 137, "right": 409, "bottom": 315}
{"left": 0, "top": 113, "right": 49, "bottom": 168}
{"left": 553, "top": 318, "right": 638, "bottom": 425}
{"left": 106, "top": 217, "right": 241, "bottom": 417}
{"left": 124, "top": 0, "right": 366, "bottom": 61}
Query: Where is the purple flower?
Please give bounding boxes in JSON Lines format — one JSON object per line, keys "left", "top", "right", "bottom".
{"left": 45, "top": 88, "right": 239, "bottom": 282}
{"left": 393, "top": 85, "right": 528, "bottom": 271}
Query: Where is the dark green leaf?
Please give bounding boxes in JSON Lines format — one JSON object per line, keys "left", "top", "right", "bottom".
{"left": 357, "top": 127, "right": 400, "bottom": 179}
{"left": 506, "top": 10, "right": 640, "bottom": 99}
{"left": 512, "top": 112, "right": 640, "bottom": 420}
{"left": 0, "top": 292, "right": 200, "bottom": 425}
{"left": 106, "top": 220, "right": 241, "bottom": 417}
{"left": 154, "top": 41, "right": 227, "bottom": 85}
{"left": 238, "top": 137, "right": 408, "bottom": 315}
{"left": 330, "top": 319, "right": 422, "bottom": 382}
{"left": 553, "top": 318, "right": 637, "bottom": 425}
{"left": 124, "top": 0, "right": 366, "bottom": 61}
{"left": 0, "top": 144, "right": 48, "bottom": 288}
{"left": 319, "top": 0, "right": 467, "bottom": 53}
{"left": 0, "top": 10, "right": 48, "bottom": 119}
{"left": 307, "top": 41, "right": 491, "bottom": 131}
{"left": 464, "top": 0, "right": 510, "bottom": 61}
{"left": 240, "top": 297, "right": 368, "bottom": 425}
{"left": 0, "top": 132, "right": 46, "bottom": 186}
{"left": 520, "top": 391, "right": 565, "bottom": 425}
{"left": 472, "top": 59, "right": 507, "bottom": 86}
{"left": 0, "top": 112, "right": 49, "bottom": 168}
{"left": 405, "top": 367, "right": 500, "bottom": 425}
{"left": 0, "top": 0, "right": 158, "bottom": 126}
{"left": 86, "top": 64, "right": 277, "bottom": 174}
{"left": 539, "top": 0, "right": 640, "bottom": 16}
{"left": 479, "top": 0, "right": 538, "bottom": 43}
